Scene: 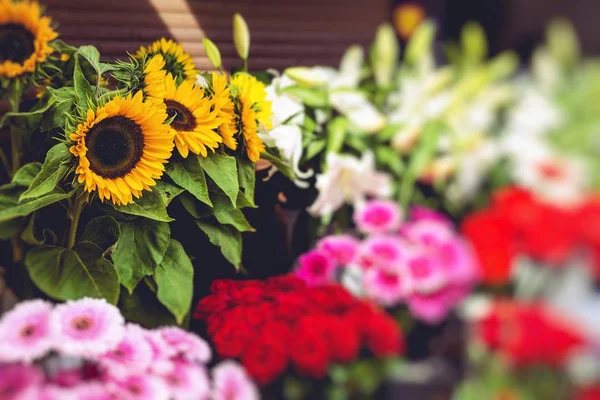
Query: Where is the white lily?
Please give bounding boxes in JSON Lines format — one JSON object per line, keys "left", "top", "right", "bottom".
{"left": 308, "top": 151, "right": 392, "bottom": 216}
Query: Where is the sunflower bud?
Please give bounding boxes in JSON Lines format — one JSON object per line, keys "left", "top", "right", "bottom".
{"left": 202, "top": 37, "right": 221, "bottom": 69}
{"left": 233, "top": 13, "right": 250, "bottom": 61}
{"left": 371, "top": 23, "right": 399, "bottom": 88}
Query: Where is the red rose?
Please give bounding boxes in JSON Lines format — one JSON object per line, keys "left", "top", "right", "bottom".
{"left": 265, "top": 275, "right": 307, "bottom": 292}
{"left": 242, "top": 333, "right": 288, "bottom": 385}
{"left": 306, "top": 285, "right": 357, "bottom": 315}
{"left": 323, "top": 316, "right": 360, "bottom": 363}
{"left": 212, "top": 318, "right": 254, "bottom": 358}
{"left": 289, "top": 321, "right": 330, "bottom": 379}
{"left": 575, "top": 386, "right": 600, "bottom": 400}
{"left": 228, "top": 286, "right": 267, "bottom": 304}
{"left": 210, "top": 279, "right": 238, "bottom": 293}
{"left": 364, "top": 311, "right": 404, "bottom": 357}
{"left": 273, "top": 293, "right": 313, "bottom": 322}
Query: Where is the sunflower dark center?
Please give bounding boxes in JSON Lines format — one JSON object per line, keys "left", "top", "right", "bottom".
{"left": 165, "top": 99, "right": 196, "bottom": 131}
{"left": 85, "top": 116, "right": 144, "bottom": 179}
{"left": 0, "top": 23, "right": 35, "bottom": 63}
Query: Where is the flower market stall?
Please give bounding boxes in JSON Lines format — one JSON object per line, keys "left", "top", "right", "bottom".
{"left": 1, "top": 0, "right": 600, "bottom": 399}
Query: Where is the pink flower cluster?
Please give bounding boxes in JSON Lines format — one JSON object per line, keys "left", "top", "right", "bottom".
{"left": 295, "top": 201, "right": 480, "bottom": 324}
{"left": 0, "top": 298, "right": 258, "bottom": 400}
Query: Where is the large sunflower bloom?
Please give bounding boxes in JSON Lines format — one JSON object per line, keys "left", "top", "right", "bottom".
{"left": 231, "top": 73, "right": 273, "bottom": 162}
{"left": 136, "top": 38, "right": 197, "bottom": 85}
{"left": 210, "top": 72, "right": 237, "bottom": 150}
{"left": 163, "top": 73, "right": 223, "bottom": 158}
{"left": 142, "top": 54, "right": 167, "bottom": 105}
{"left": 69, "top": 91, "right": 173, "bottom": 205}
{"left": 0, "top": 0, "right": 58, "bottom": 78}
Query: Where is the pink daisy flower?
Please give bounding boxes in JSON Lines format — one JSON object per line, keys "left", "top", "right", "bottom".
{"left": 405, "top": 252, "right": 446, "bottom": 294}
{"left": 0, "top": 363, "right": 43, "bottom": 400}
{"left": 354, "top": 200, "right": 403, "bottom": 234}
{"left": 161, "top": 360, "right": 210, "bottom": 400}
{"left": 409, "top": 206, "right": 451, "bottom": 225}
{"left": 295, "top": 249, "right": 337, "bottom": 287}
{"left": 109, "top": 374, "right": 169, "bottom": 400}
{"left": 73, "top": 382, "right": 113, "bottom": 400}
{"left": 51, "top": 298, "right": 125, "bottom": 358}
{"left": 157, "top": 327, "right": 211, "bottom": 363}
{"left": 0, "top": 299, "right": 53, "bottom": 363}
{"left": 143, "top": 329, "right": 175, "bottom": 374}
{"left": 212, "top": 360, "right": 259, "bottom": 400}
{"left": 434, "top": 238, "right": 480, "bottom": 285}
{"left": 402, "top": 219, "right": 454, "bottom": 249}
{"left": 316, "top": 235, "right": 360, "bottom": 266}
{"left": 363, "top": 266, "right": 408, "bottom": 307}
{"left": 407, "top": 285, "right": 469, "bottom": 324}
{"left": 38, "top": 385, "right": 79, "bottom": 400}
{"left": 359, "top": 236, "right": 408, "bottom": 270}
{"left": 100, "top": 324, "right": 153, "bottom": 377}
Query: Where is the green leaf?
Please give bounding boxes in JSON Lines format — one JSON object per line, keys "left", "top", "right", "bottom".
{"left": 303, "top": 138, "right": 326, "bottom": 162}
{"left": 154, "top": 240, "right": 194, "bottom": 324}
{"left": 20, "top": 213, "right": 56, "bottom": 245}
{"left": 113, "top": 189, "right": 174, "bottom": 222}
{"left": 112, "top": 218, "right": 171, "bottom": 293}
{"left": 281, "top": 85, "right": 329, "bottom": 108}
{"left": 12, "top": 163, "right": 42, "bottom": 186}
{"left": 326, "top": 116, "right": 348, "bottom": 153}
{"left": 41, "top": 87, "right": 76, "bottom": 132}
{"left": 376, "top": 146, "right": 405, "bottom": 175}
{"left": 236, "top": 158, "right": 256, "bottom": 207}
{"left": 25, "top": 243, "right": 120, "bottom": 304}
{"left": 260, "top": 150, "right": 295, "bottom": 180}
{"left": 118, "top": 280, "right": 177, "bottom": 328}
{"left": 0, "top": 185, "right": 74, "bottom": 223}
{"left": 166, "top": 156, "right": 212, "bottom": 206}
{"left": 195, "top": 219, "right": 242, "bottom": 269}
{"left": 0, "top": 217, "right": 26, "bottom": 240}
{"left": 154, "top": 180, "right": 185, "bottom": 206}
{"left": 82, "top": 216, "right": 120, "bottom": 251}
{"left": 214, "top": 209, "right": 254, "bottom": 232}
{"left": 73, "top": 54, "right": 96, "bottom": 110}
{"left": 198, "top": 153, "right": 238, "bottom": 207}
{"left": 20, "top": 143, "right": 70, "bottom": 201}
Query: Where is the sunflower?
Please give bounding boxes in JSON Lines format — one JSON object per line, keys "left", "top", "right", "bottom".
{"left": 69, "top": 91, "right": 173, "bottom": 205}
{"left": 0, "top": 0, "right": 57, "bottom": 78}
{"left": 136, "top": 38, "right": 197, "bottom": 85}
{"left": 163, "top": 73, "right": 223, "bottom": 158}
{"left": 230, "top": 73, "right": 273, "bottom": 162}
{"left": 210, "top": 72, "right": 237, "bottom": 150}
{"left": 142, "top": 54, "right": 167, "bottom": 105}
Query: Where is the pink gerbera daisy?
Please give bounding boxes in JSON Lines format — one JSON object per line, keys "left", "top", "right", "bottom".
{"left": 363, "top": 266, "right": 408, "bottom": 307}
{"left": 161, "top": 360, "right": 210, "bottom": 400}
{"left": 100, "top": 324, "right": 153, "bottom": 377}
{"left": 295, "top": 249, "right": 337, "bottom": 287}
{"left": 354, "top": 200, "right": 403, "bottom": 235}
{"left": 51, "top": 298, "right": 125, "bottom": 358}
{"left": 157, "top": 327, "right": 211, "bottom": 363}
{"left": 359, "top": 236, "right": 409, "bottom": 270}
{"left": 212, "top": 360, "right": 259, "bottom": 400}
{"left": 405, "top": 252, "right": 446, "bottom": 294}
{"left": 0, "top": 363, "right": 43, "bottom": 400}
{"left": 316, "top": 235, "right": 360, "bottom": 266}
{"left": 0, "top": 300, "right": 53, "bottom": 363}
{"left": 143, "top": 329, "right": 175, "bottom": 374}
{"left": 109, "top": 374, "right": 169, "bottom": 400}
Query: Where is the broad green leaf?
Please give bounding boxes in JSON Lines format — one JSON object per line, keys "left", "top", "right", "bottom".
{"left": 12, "top": 163, "right": 42, "bottom": 186}
{"left": 260, "top": 151, "right": 295, "bottom": 181}
{"left": 198, "top": 153, "right": 238, "bottom": 207}
{"left": 166, "top": 156, "right": 212, "bottom": 206}
{"left": 25, "top": 243, "right": 120, "bottom": 304}
{"left": 376, "top": 146, "right": 405, "bottom": 175}
{"left": 82, "top": 215, "right": 120, "bottom": 251}
{"left": 326, "top": 116, "right": 348, "bottom": 153}
{"left": 0, "top": 185, "right": 74, "bottom": 223}
{"left": 114, "top": 189, "right": 174, "bottom": 222}
{"left": 20, "top": 143, "right": 70, "bottom": 201}
{"left": 20, "top": 213, "right": 57, "bottom": 245}
{"left": 281, "top": 86, "right": 329, "bottom": 108}
{"left": 0, "top": 217, "right": 26, "bottom": 240}
{"left": 118, "top": 280, "right": 177, "bottom": 329}
{"left": 303, "top": 138, "right": 326, "bottom": 162}
{"left": 237, "top": 158, "right": 256, "bottom": 207}
{"left": 73, "top": 54, "right": 96, "bottom": 110}
{"left": 195, "top": 220, "right": 242, "bottom": 269}
{"left": 154, "top": 180, "right": 185, "bottom": 206}
{"left": 41, "top": 87, "right": 76, "bottom": 132}
{"left": 112, "top": 218, "right": 171, "bottom": 293}
{"left": 154, "top": 240, "right": 194, "bottom": 324}
{"left": 214, "top": 209, "right": 254, "bottom": 232}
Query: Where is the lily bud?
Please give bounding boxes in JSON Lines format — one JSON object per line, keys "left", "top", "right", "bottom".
{"left": 202, "top": 37, "right": 222, "bottom": 69}
{"left": 233, "top": 13, "right": 250, "bottom": 61}
{"left": 371, "top": 23, "right": 399, "bottom": 88}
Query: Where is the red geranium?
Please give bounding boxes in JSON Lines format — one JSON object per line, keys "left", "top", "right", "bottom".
{"left": 194, "top": 275, "right": 404, "bottom": 386}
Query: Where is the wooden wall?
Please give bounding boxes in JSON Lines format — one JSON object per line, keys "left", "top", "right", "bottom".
{"left": 44, "top": 0, "right": 392, "bottom": 71}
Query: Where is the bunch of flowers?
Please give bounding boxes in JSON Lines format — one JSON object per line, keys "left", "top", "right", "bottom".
{"left": 295, "top": 200, "right": 480, "bottom": 323}
{"left": 0, "top": 297, "right": 259, "bottom": 400}
{"left": 194, "top": 275, "right": 403, "bottom": 392}
{"left": 462, "top": 186, "right": 600, "bottom": 285}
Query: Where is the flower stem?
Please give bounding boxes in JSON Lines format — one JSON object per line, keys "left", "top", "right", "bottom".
{"left": 8, "top": 81, "right": 24, "bottom": 264}
{"left": 66, "top": 191, "right": 89, "bottom": 249}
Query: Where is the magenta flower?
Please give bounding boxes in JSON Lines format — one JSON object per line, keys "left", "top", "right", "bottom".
{"left": 409, "top": 206, "right": 451, "bottom": 225}
{"left": 316, "top": 235, "right": 360, "bottom": 266}
{"left": 295, "top": 249, "right": 337, "bottom": 286}
{"left": 405, "top": 251, "right": 446, "bottom": 294}
{"left": 109, "top": 374, "right": 169, "bottom": 400}
{"left": 354, "top": 200, "right": 403, "bottom": 235}
{"left": 157, "top": 327, "right": 211, "bottom": 363}
{"left": 73, "top": 382, "right": 113, "bottom": 400}
{"left": 51, "top": 298, "right": 125, "bottom": 358}
{"left": 434, "top": 239, "right": 480, "bottom": 284}
{"left": 143, "top": 329, "right": 175, "bottom": 374}
{"left": 359, "top": 236, "right": 409, "bottom": 270}
{"left": 0, "top": 299, "right": 53, "bottom": 363}
{"left": 0, "top": 363, "right": 43, "bottom": 400}
{"left": 161, "top": 360, "right": 210, "bottom": 400}
{"left": 363, "top": 266, "right": 409, "bottom": 307}
{"left": 402, "top": 219, "right": 454, "bottom": 248}
{"left": 100, "top": 324, "right": 153, "bottom": 377}
{"left": 407, "top": 285, "right": 469, "bottom": 324}
{"left": 212, "top": 360, "right": 259, "bottom": 400}
{"left": 38, "top": 385, "right": 78, "bottom": 400}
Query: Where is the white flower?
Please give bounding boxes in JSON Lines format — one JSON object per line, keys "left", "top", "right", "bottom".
{"left": 448, "top": 139, "right": 500, "bottom": 202}
{"left": 308, "top": 151, "right": 392, "bottom": 216}
{"left": 505, "top": 85, "right": 563, "bottom": 139}
{"left": 265, "top": 74, "right": 304, "bottom": 126}
{"left": 329, "top": 90, "right": 386, "bottom": 134}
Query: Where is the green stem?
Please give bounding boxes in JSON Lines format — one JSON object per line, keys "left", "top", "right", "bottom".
{"left": 242, "top": 59, "right": 248, "bottom": 72}
{"left": 8, "top": 81, "right": 24, "bottom": 264}
{"left": 66, "top": 191, "right": 89, "bottom": 249}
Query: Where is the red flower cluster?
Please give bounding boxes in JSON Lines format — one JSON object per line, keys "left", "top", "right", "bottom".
{"left": 194, "top": 275, "right": 404, "bottom": 385}
{"left": 477, "top": 300, "right": 585, "bottom": 368}
{"left": 462, "top": 186, "right": 600, "bottom": 285}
